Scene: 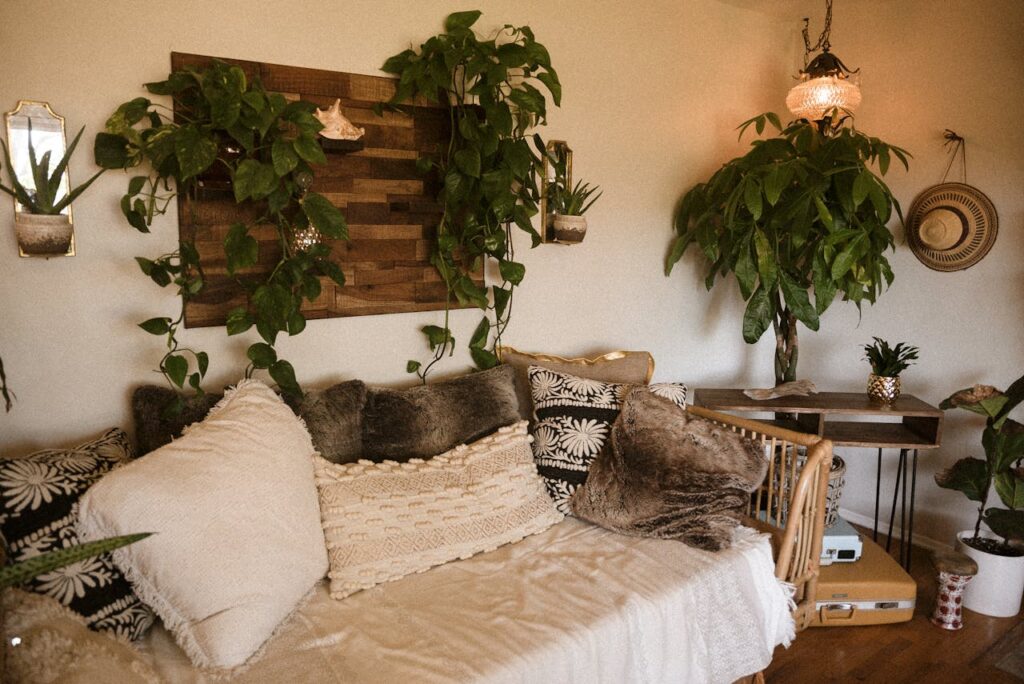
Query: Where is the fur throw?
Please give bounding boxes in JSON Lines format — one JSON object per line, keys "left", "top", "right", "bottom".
{"left": 132, "top": 385, "right": 223, "bottom": 456}
{"left": 361, "top": 364, "right": 522, "bottom": 461}
{"left": 295, "top": 380, "right": 367, "bottom": 463}
{"left": 571, "top": 388, "right": 767, "bottom": 551}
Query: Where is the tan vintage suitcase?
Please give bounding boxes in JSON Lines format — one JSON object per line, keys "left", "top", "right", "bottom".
{"left": 811, "top": 535, "right": 917, "bottom": 627}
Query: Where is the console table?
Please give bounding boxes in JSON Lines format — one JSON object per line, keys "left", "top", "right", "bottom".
{"left": 693, "top": 389, "right": 943, "bottom": 571}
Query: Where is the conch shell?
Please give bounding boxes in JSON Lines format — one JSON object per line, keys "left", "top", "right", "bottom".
{"left": 314, "top": 99, "right": 365, "bottom": 141}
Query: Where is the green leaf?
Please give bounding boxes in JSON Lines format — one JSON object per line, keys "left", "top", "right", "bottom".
{"left": 294, "top": 133, "right": 327, "bottom": 165}
{"left": 753, "top": 229, "right": 778, "bottom": 290}
{"left": 469, "top": 317, "right": 490, "bottom": 349}
{"left": 224, "top": 223, "right": 259, "bottom": 275}
{"left": 303, "top": 192, "right": 348, "bottom": 240}
{"left": 174, "top": 126, "right": 217, "bottom": 181}
{"left": 831, "top": 234, "right": 864, "bottom": 280}
{"left": 246, "top": 342, "right": 278, "bottom": 369}
{"left": 492, "top": 286, "right": 512, "bottom": 319}
{"left": 406, "top": 360, "right": 422, "bottom": 374}
{"left": 742, "top": 286, "right": 773, "bottom": 344}
{"left": 269, "top": 359, "right": 301, "bottom": 398}
{"left": 225, "top": 307, "right": 253, "bottom": 335}
{"left": 272, "top": 138, "right": 299, "bottom": 176}
{"left": 994, "top": 471, "right": 1024, "bottom": 509}
{"left": 454, "top": 148, "right": 481, "bottom": 178}
{"left": 0, "top": 533, "right": 151, "bottom": 590}
{"left": 813, "top": 195, "right": 834, "bottom": 230}
{"left": 853, "top": 170, "right": 872, "bottom": 208}
{"left": 422, "top": 325, "right": 453, "bottom": 351}
{"left": 734, "top": 243, "right": 757, "bottom": 300}
{"left": 499, "top": 260, "right": 525, "bottom": 285}
{"left": 744, "top": 179, "right": 762, "bottom": 220}
{"left": 93, "top": 133, "right": 132, "bottom": 169}
{"left": 315, "top": 258, "right": 346, "bottom": 287}
{"left": 470, "top": 347, "right": 499, "bottom": 370}
{"left": 138, "top": 317, "right": 171, "bottom": 335}
{"left": 537, "top": 70, "right": 562, "bottom": 107}
{"left": 444, "top": 10, "right": 482, "bottom": 31}
{"left": 196, "top": 351, "right": 209, "bottom": 377}
{"left": 934, "top": 458, "right": 990, "bottom": 502}
{"left": 780, "top": 271, "right": 819, "bottom": 331}
{"left": 813, "top": 253, "right": 838, "bottom": 315}
{"left": 163, "top": 354, "right": 188, "bottom": 388}
{"left": 983, "top": 508, "right": 1024, "bottom": 543}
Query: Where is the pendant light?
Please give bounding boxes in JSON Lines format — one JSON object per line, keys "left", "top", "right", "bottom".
{"left": 785, "top": 0, "right": 861, "bottom": 123}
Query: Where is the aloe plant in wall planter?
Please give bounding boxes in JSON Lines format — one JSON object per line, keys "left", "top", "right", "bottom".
{"left": 1, "top": 123, "right": 104, "bottom": 255}
{"left": 550, "top": 179, "right": 601, "bottom": 243}
{"left": 94, "top": 60, "right": 347, "bottom": 401}
{"left": 666, "top": 111, "right": 910, "bottom": 386}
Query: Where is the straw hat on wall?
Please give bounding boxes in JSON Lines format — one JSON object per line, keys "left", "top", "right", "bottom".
{"left": 905, "top": 182, "right": 998, "bottom": 272}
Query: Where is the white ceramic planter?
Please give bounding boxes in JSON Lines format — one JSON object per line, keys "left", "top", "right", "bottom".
{"left": 552, "top": 213, "right": 587, "bottom": 243}
{"left": 955, "top": 530, "right": 1024, "bottom": 618}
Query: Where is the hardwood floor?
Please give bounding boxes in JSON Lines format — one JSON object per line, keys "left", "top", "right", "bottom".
{"left": 766, "top": 538, "right": 1023, "bottom": 683}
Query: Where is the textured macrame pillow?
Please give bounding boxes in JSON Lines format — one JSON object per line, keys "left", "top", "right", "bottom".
{"left": 528, "top": 366, "right": 687, "bottom": 514}
{"left": 0, "top": 428, "right": 155, "bottom": 640}
{"left": 77, "top": 380, "right": 328, "bottom": 670}
{"left": 315, "top": 421, "right": 563, "bottom": 599}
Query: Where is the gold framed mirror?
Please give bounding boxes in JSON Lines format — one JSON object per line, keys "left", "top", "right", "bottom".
{"left": 5, "top": 100, "right": 75, "bottom": 257}
{"left": 540, "top": 140, "right": 572, "bottom": 243}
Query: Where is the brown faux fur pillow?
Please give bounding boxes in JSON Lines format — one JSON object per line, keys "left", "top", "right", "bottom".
{"left": 571, "top": 387, "right": 767, "bottom": 551}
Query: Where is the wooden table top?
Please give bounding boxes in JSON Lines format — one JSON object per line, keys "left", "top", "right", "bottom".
{"left": 693, "top": 388, "right": 943, "bottom": 418}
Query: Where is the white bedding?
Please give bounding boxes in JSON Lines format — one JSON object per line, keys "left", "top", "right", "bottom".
{"left": 136, "top": 518, "right": 793, "bottom": 684}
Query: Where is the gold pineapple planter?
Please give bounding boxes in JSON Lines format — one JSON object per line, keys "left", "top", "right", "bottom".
{"left": 867, "top": 373, "right": 901, "bottom": 404}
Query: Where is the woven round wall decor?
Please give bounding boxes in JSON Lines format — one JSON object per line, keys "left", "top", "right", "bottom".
{"left": 905, "top": 182, "right": 998, "bottom": 272}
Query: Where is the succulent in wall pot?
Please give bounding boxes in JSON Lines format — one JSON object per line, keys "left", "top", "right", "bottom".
{"left": 0, "top": 123, "right": 103, "bottom": 256}
{"left": 550, "top": 179, "right": 601, "bottom": 243}
{"left": 934, "top": 374, "right": 1024, "bottom": 617}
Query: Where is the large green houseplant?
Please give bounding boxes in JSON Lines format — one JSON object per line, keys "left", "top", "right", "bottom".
{"left": 665, "top": 112, "right": 909, "bottom": 385}
{"left": 378, "top": 10, "right": 560, "bottom": 379}
{"left": 95, "top": 60, "right": 347, "bottom": 401}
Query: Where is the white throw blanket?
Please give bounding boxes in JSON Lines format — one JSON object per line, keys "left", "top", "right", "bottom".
{"left": 6, "top": 519, "right": 793, "bottom": 684}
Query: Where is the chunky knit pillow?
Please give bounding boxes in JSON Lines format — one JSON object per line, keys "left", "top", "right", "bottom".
{"left": 0, "top": 429, "right": 155, "bottom": 640}
{"left": 528, "top": 366, "right": 687, "bottom": 514}
{"left": 315, "top": 421, "right": 562, "bottom": 599}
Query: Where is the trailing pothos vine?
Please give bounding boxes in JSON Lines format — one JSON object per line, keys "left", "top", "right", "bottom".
{"left": 94, "top": 60, "right": 347, "bottom": 404}
{"left": 378, "top": 10, "right": 560, "bottom": 380}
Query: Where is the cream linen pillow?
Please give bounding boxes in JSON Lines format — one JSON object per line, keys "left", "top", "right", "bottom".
{"left": 316, "top": 421, "right": 563, "bottom": 599}
{"left": 77, "top": 380, "right": 328, "bottom": 671}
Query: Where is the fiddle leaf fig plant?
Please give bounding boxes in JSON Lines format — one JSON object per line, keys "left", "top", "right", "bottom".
{"left": 95, "top": 60, "right": 347, "bottom": 401}
{"left": 666, "top": 111, "right": 910, "bottom": 385}
{"left": 935, "top": 374, "right": 1024, "bottom": 552}
{"left": 379, "top": 9, "right": 560, "bottom": 380}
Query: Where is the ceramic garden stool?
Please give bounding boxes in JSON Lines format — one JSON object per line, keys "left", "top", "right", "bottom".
{"left": 930, "top": 549, "right": 979, "bottom": 630}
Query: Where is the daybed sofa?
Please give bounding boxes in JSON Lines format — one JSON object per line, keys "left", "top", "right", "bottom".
{"left": 0, "top": 353, "right": 831, "bottom": 684}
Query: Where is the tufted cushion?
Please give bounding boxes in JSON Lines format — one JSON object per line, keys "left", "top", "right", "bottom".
{"left": 0, "top": 428, "right": 155, "bottom": 641}
{"left": 315, "top": 421, "right": 562, "bottom": 599}
{"left": 361, "top": 364, "right": 521, "bottom": 461}
{"left": 77, "top": 380, "right": 328, "bottom": 670}
{"left": 528, "top": 366, "right": 687, "bottom": 514}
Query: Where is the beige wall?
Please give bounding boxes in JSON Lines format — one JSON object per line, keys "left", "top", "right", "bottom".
{"left": 0, "top": 0, "right": 1021, "bottom": 545}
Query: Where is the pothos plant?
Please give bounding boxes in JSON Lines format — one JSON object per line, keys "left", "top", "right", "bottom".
{"left": 94, "top": 60, "right": 347, "bottom": 402}
{"left": 666, "top": 111, "right": 910, "bottom": 385}
{"left": 378, "top": 10, "right": 560, "bottom": 379}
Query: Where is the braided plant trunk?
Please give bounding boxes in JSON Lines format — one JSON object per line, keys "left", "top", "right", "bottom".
{"left": 773, "top": 308, "right": 799, "bottom": 386}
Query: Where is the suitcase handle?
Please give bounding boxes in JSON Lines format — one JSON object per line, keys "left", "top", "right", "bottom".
{"left": 819, "top": 603, "right": 857, "bottom": 623}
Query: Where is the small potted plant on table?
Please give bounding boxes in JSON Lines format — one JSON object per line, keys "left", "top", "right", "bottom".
{"left": 934, "top": 374, "right": 1024, "bottom": 617}
{"left": 0, "top": 125, "right": 103, "bottom": 256}
{"left": 863, "top": 337, "right": 919, "bottom": 403}
{"left": 550, "top": 179, "right": 601, "bottom": 244}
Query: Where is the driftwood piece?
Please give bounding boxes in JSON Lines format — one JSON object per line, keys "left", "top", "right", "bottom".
{"left": 743, "top": 380, "right": 818, "bottom": 401}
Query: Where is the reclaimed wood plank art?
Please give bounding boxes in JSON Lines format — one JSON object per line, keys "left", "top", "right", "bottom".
{"left": 171, "top": 52, "right": 471, "bottom": 328}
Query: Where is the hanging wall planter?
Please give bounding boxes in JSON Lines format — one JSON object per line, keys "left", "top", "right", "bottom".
{"left": 552, "top": 213, "right": 587, "bottom": 243}
{"left": 15, "top": 213, "right": 74, "bottom": 256}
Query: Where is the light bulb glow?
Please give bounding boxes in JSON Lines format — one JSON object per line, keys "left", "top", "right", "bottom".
{"left": 786, "top": 75, "right": 861, "bottom": 122}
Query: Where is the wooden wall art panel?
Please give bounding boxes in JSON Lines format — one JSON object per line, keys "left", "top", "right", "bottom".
{"left": 171, "top": 52, "right": 473, "bottom": 329}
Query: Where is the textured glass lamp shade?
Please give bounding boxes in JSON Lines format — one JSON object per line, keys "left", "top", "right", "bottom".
{"left": 786, "top": 74, "right": 861, "bottom": 121}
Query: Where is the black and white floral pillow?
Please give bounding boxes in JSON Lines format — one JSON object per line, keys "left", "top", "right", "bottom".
{"left": 528, "top": 366, "right": 687, "bottom": 514}
{"left": 0, "top": 428, "right": 155, "bottom": 641}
